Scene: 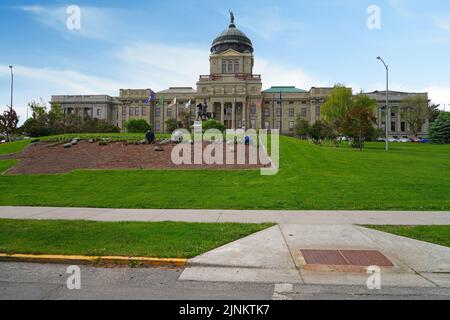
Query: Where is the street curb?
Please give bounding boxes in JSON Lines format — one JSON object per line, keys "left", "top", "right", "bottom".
{"left": 0, "top": 253, "right": 187, "bottom": 267}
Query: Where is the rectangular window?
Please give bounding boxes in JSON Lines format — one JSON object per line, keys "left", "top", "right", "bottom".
{"left": 250, "top": 105, "right": 256, "bottom": 114}
{"left": 228, "top": 61, "right": 233, "bottom": 73}
{"left": 391, "top": 122, "right": 396, "bottom": 132}
{"left": 142, "top": 107, "right": 147, "bottom": 116}
{"left": 277, "top": 121, "right": 281, "bottom": 129}
{"left": 289, "top": 108, "right": 295, "bottom": 117}
{"left": 222, "top": 61, "right": 226, "bottom": 74}
{"left": 391, "top": 111, "right": 396, "bottom": 117}
{"left": 155, "top": 123, "right": 160, "bottom": 131}
{"left": 237, "top": 120, "right": 242, "bottom": 128}
{"left": 289, "top": 121, "right": 295, "bottom": 130}
{"left": 155, "top": 108, "right": 161, "bottom": 117}
{"left": 234, "top": 61, "right": 239, "bottom": 74}
{"left": 264, "top": 121, "right": 270, "bottom": 129}
{"left": 316, "top": 106, "right": 321, "bottom": 117}
{"left": 301, "top": 108, "right": 307, "bottom": 117}
{"left": 401, "top": 122, "right": 406, "bottom": 132}
{"left": 289, "top": 101, "right": 294, "bottom": 104}
{"left": 264, "top": 108, "right": 270, "bottom": 117}
{"left": 276, "top": 108, "right": 281, "bottom": 117}
{"left": 167, "top": 107, "right": 172, "bottom": 117}
{"left": 97, "top": 109, "right": 102, "bottom": 116}
{"left": 250, "top": 119, "right": 256, "bottom": 129}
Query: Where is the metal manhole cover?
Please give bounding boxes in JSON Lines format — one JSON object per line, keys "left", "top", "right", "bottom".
{"left": 340, "top": 250, "right": 394, "bottom": 267}
{"left": 300, "top": 249, "right": 349, "bottom": 265}
{"left": 300, "top": 249, "right": 394, "bottom": 267}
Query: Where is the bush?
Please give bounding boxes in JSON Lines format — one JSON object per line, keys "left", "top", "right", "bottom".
{"left": 165, "top": 118, "right": 178, "bottom": 133}
{"left": 202, "top": 119, "right": 225, "bottom": 133}
{"left": 429, "top": 112, "right": 450, "bottom": 144}
{"left": 124, "top": 119, "right": 151, "bottom": 133}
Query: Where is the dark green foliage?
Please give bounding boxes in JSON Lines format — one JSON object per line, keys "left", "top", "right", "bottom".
{"left": 124, "top": 119, "right": 151, "bottom": 133}
{"left": 165, "top": 118, "right": 178, "bottom": 132}
{"left": 202, "top": 119, "right": 225, "bottom": 133}
{"left": 295, "top": 117, "right": 310, "bottom": 139}
{"left": 20, "top": 101, "right": 120, "bottom": 137}
{"left": 429, "top": 112, "right": 450, "bottom": 144}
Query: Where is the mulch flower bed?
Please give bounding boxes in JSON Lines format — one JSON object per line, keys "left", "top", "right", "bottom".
{"left": 3, "top": 141, "right": 270, "bottom": 175}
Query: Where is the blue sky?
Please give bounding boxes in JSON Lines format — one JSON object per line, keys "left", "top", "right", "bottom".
{"left": 1, "top": 0, "right": 450, "bottom": 123}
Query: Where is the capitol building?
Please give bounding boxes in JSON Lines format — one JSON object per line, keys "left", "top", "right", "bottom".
{"left": 51, "top": 14, "right": 429, "bottom": 138}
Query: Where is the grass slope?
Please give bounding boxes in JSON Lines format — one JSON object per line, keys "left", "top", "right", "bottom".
{"left": 366, "top": 225, "right": 450, "bottom": 248}
{"left": 0, "top": 140, "right": 30, "bottom": 155}
{"left": 0, "top": 136, "right": 449, "bottom": 210}
{"left": 0, "top": 219, "right": 272, "bottom": 258}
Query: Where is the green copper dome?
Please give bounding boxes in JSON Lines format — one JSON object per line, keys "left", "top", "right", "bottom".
{"left": 211, "top": 12, "right": 253, "bottom": 54}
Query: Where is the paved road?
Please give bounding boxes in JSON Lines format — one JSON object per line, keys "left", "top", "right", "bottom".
{"left": 1, "top": 262, "right": 449, "bottom": 300}
{"left": 1, "top": 206, "right": 450, "bottom": 225}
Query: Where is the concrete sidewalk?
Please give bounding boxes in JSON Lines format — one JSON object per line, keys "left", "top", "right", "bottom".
{"left": 1, "top": 206, "right": 450, "bottom": 225}
{"left": 180, "top": 225, "right": 450, "bottom": 289}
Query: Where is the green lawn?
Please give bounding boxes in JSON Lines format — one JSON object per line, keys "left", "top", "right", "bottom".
{"left": 365, "top": 225, "right": 450, "bottom": 248}
{"left": 0, "top": 140, "right": 30, "bottom": 155}
{"left": 0, "top": 219, "right": 272, "bottom": 258}
{"left": 0, "top": 135, "right": 449, "bottom": 210}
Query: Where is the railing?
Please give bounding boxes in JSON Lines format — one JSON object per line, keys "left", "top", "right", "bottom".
{"left": 199, "top": 74, "right": 262, "bottom": 81}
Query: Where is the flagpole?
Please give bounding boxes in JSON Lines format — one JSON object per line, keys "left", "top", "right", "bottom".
{"left": 272, "top": 94, "right": 275, "bottom": 130}
{"left": 279, "top": 91, "right": 283, "bottom": 134}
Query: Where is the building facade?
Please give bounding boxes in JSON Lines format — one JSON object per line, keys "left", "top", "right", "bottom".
{"left": 51, "top": 14, "right": 429, "bottom": 138}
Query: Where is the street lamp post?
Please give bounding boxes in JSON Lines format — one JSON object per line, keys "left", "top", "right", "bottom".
{"left": 9, "top": 66, "right": 14, "bottom": 112}
{"left": 377, "top": 57, "right": 389, "bottom": 152}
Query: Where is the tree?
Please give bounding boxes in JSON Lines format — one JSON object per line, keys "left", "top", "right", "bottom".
{"left": 342, "top": 94, "right": 377, "bottom": 150}
{"left": 320, "top": 84, "right": 353, "bottom": 135}
{"left": 429, "top": 112, "right": 450, "bottom": 144}
{"left": 48, "top": 103, "right": 65, "bottom": 134}
{"left": 401, "top": 96, "right": 433, "bottom": 138}
{"left": 0, "top": 108, "right": 19, "bottom": 141}
{"left": 309, "top": 120, "right": 328, "bottom": 145}
{"left": 295, "top": 116, "right": 310, "bottom": 139}
{"left": 165, "top": 118, "right": 178, "bottom": 133}
{"left": 125, "top": 119, "right": 151, "bottom": 133}
{"left": 202, "top": 119, "right": 225, "bottom": 133}
{"left": 429, "top": 104, "right": 442, "bottom": 123}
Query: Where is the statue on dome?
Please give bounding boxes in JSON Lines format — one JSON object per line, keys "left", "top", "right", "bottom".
{"left": 229, "top": 10, "right": 235, "bottom": 25}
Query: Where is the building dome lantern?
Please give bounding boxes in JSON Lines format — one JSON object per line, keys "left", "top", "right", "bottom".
{"left": 211, "top": 11, "right": 254, "bottom": 54}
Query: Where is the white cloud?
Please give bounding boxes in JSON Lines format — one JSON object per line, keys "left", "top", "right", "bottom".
{"left": 423, "top": 86, "right": 450, "bottom": 109}
{"left": 0, "top": 65, "right": 126, "bottom": 124}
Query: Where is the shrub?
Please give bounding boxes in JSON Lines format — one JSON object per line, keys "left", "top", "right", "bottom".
{"left": 165, "top": 118, "right": 178, "bottom": 133}
{"left": 124, "top": 119, "right": 151, "bottom": 133}
{"left": 202, "top": 119, "right": 225, "bottom": 133}
{"left": 429, "top": 112, "right": 450, "bottom": 144}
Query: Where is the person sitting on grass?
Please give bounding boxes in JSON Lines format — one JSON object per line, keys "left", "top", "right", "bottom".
{"left": 146, "top": 128, "right": 155, "bottom": 144}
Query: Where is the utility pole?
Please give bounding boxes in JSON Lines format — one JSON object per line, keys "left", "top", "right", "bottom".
{"left": 377, "top": 57, "right": 389, "bottom": 152}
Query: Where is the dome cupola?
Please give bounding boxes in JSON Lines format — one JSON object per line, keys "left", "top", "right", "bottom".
{"left": 211, "top": 11, "right": 254, "bottom": 54}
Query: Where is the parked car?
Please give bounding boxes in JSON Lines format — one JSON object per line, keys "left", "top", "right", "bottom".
{"left": 398, "top": 138, "right": 410, "bottom": 143}
{"left": 388, "top": 138, "right": 399, "bottom": 143}
{"left": 420, "top": 139, "right": 429, "bottom": 143}
{"left": 376, "top": 137, "right": 386, "bottom": 142}
{"left": 0, "top": 140, "right": 6, "bottom": 144}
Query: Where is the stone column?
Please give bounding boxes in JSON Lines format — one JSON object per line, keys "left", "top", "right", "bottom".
{"left": 242, "top": 99, "right": 247, "bottom": 128}
{"left": 232, "top": 101, "right": 236, "bottom": 129}
{"left": 220, "top": 102, "right": 224, "bottom": 124}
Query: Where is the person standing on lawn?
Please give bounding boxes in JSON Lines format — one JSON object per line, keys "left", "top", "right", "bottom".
{"left": 146, "top": 128, "right": 155, "bottom": 144}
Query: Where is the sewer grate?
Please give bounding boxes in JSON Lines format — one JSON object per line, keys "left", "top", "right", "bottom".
{"left": 300, "top": 249, "right": 349, "bottom": 266}
{"left": 340, "top": 250, "right": 394, "bottom": 267}
{"left": 300, "top": 249, "right": 394, "bottom": 267}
